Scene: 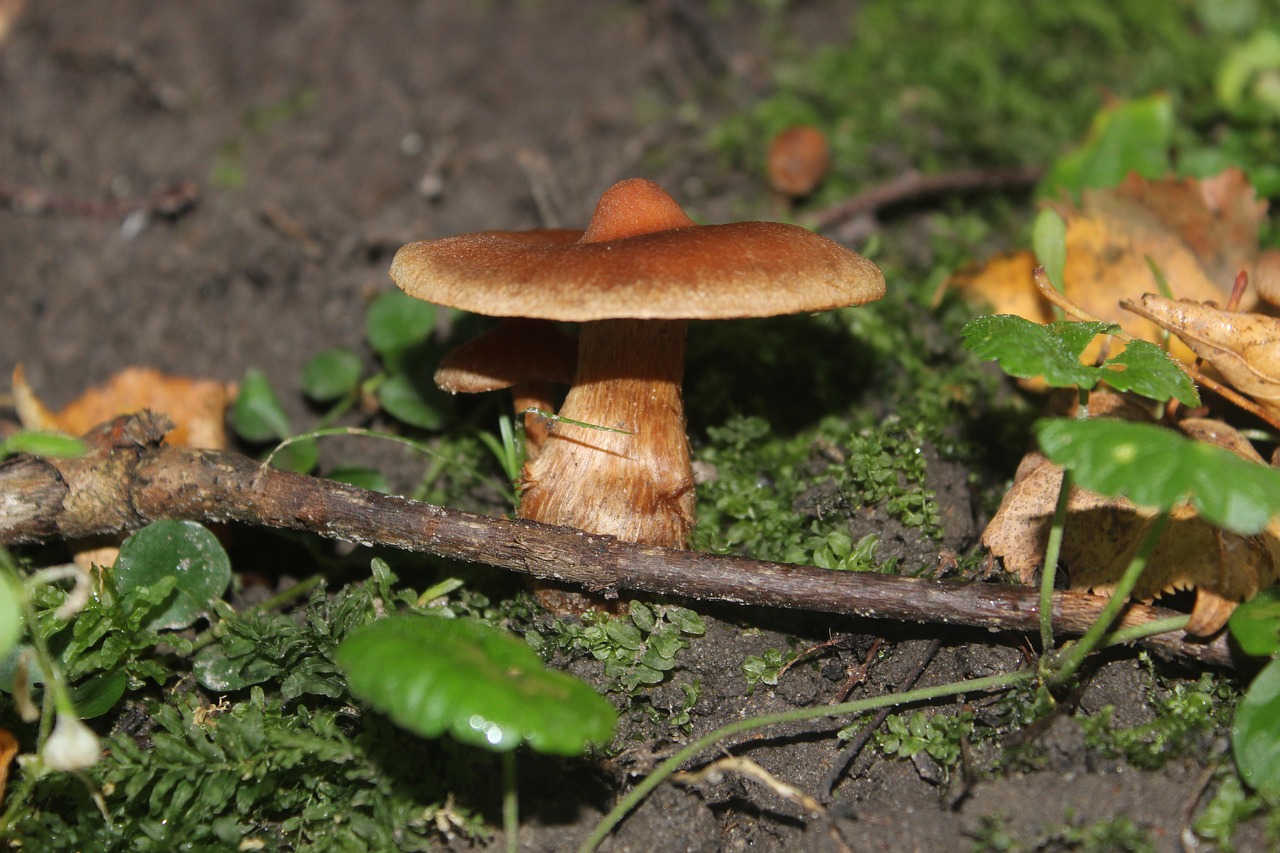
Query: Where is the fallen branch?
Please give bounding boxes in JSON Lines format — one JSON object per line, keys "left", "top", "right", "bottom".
{"left": 0, "top": 413, "right": 1231, "bottom": 666}
{"left": 809, "top": 166, "right": 1044, "bottom": 231}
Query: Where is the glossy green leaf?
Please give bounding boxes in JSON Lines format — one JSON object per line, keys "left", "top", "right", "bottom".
{"left": 1035, "top": 418, "right": 1280, "bottom": 534}
{"left": 301, "top": 348, "right": 363, "bottom": 402}
{"left": 1032, "top": 209, "right": 1067, "bottom": 290}
{"left": 366, "top": 291, "right": 437, "bottom": 361}
{"left": 1101, "top": 339, "right": 1200, "bottom": 406}
{"left": 71, "top": 669, "right": 128, "bottom": 718}
{"left": 1230, "top": 588, "right": 1280, "bottom": 658}
{"left": 961, "top": 316, "right": 1112, "bottom": 389}
{"left": 1233, "top": 657, "right": 1280, "bottom": 800}
{"left": 231, "top": 368, "right": 291, "bottom": 443}
{"left": 115, "top": 521, "right": 232, "bottom": 631}
{"left": 337, "top": 615, "right": 616, "bottom": 756}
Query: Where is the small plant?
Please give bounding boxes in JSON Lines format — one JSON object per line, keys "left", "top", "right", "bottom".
{"left": 742, "top": 647, "right": 793, "bottom": 689}
{"left": 547, "top": 602, "right": 707, "bottom": 694}
{"left": 874, "top": 708, "right": 976, "bottom": 774}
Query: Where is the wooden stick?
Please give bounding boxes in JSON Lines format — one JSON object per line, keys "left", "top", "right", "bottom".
{"left": 0, "top": 413, "right": 1231, "bottom": 667}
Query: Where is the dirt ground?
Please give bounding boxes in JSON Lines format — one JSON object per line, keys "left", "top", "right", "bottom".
{"left": 0, "top": 2, "right": 1255, "bottom": 851}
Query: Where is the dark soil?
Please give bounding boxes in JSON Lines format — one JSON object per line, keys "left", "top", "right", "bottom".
{"left": 0, "top": 3, "right": 1255, "bottom": 851}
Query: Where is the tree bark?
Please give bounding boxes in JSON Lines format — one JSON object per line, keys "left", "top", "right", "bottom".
{"left": 0, "top": 413, "right": 1232, "bottom": 667}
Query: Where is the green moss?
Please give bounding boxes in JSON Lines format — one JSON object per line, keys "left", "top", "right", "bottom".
{"left": 712, "top": 0, "right": 1280, "bottom": 201}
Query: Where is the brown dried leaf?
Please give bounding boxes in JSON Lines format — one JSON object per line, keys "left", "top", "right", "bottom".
{"left": 982, "top": 396, "right": 1280, "bottom": 635}
{"left": 13, "top": 366, "right": 235, "bottom": 449}
{"left": 1130, "top": 294, "right": 1280, "bottom": 417}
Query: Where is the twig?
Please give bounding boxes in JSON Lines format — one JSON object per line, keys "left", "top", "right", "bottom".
{"left": 818, "top": 638, "right": 942, "bottom": 802}
{"left": 0, "top": 413, "right": 1232, "bottom": 667}
{"left": 0, "top": 181, "right": 199, "bottom": 219}
{"left": 808, "top": 166, "right": 1043, "bottom": 231}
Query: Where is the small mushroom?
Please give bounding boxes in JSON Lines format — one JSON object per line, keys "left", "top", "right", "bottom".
{"left": 435, "top": 317, "right": 578, "bottom": 459}
{"left": 390, "top": 178, "right": 884, "bottom": 550}
{"left": 767, "top": 125, "right": 831, "bottom": 199}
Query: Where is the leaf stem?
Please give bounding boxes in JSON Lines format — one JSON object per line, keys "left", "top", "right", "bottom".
{"left": 1051, "top": 510, "right": 1170, "bottom": 686}
{"left": 578, "top": 669, "right": 1030, "bottom": 853}
{"left": 1039, "top": 468, "right": 1073, "bottom": 652}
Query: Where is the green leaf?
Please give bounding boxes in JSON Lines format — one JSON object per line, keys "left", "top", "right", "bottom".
{"left": 231, "top": 368, "right": 291, "bottom": 443}
{"left": 0, "top": 431, "right": 86, "bottom": 460}
{"left": 1217, "top": 30, "right": 1280, "bottom": 118}
{"left": 1101, "top": 340, "right": 1200, "bottom": 407}
{"left": 1035, "top": 418, "right": 1280, "bottom": 534}
{"left": 1230, "top": 588, "right": 1280, "bottom": 658}
{"left": 115, "top": 521, "right": 232, "bottom": 631}
{"left": 301, "top": 348, "right": 363, "bottom": 402}
{"left": 1233, "top": 657, "right": 1280, "bottom": 800}
{"left": 0, "top": 573, "right": 22, "bottom": 662}
{"left": 71, "top": 669, "right": 128, "bottom": 718}
{"left": 366, "top": 291, "right": 437, "bottom": 361}
{"left": 1041, "top": 94, "right": 1174, "bottom": 196}
{"left": 326, "top": 466, "right": 390, "bottom": 493}
{"left": 961, "top": 316, "right": 1112, "bottom": 389}
{"left": 337, "top": 615, "right": 616, "bottom": 755}
{"left": 1032, "top": 209, "right": 1067, "bottom": 290}
{"left": 267, "top": 437, "right": 318, "bottom": 474}
{"left": 377, "top": 374, "right": 449, "bottom": 431}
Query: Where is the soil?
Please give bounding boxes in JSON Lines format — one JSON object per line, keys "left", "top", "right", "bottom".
{"left": 0, "top": 2, "right": 1256, "bottom": 851}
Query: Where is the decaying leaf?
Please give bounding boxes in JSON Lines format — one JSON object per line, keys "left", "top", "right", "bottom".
{"left": 13, "top": 365, "right": 234, "bottom": 450}
{"left": 983, "top": 393, "right": 1280, "bottom": 635}
{"left": 0, "top": 726, "right": 16, "bottom": 805}
{"left": 946, "top": 169, "right": 1272, "bottom": 370}
{"left": 1127, "top": 293, "right": 1280, "bottom": 418}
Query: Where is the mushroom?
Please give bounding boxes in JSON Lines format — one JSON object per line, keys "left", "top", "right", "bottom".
{"left": 434, "top": 317, "right": 578, "bottom": 459}
{"left": 767, "top": 125, "right": 831, "bottom": 199}
{"left": 390, "top": 177, "right": 885, "bottom": 551}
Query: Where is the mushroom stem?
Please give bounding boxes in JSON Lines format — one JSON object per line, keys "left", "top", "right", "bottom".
{"left": 519, "top": 318, "right": 695, "bottom": 548}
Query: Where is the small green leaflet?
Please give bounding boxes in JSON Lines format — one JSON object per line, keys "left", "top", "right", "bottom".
{"left": 1035, "top": 418, "right": 1280, "bottom": 534}
{"left": 961, "top": 315, "right": 1198, "bottom": 406}
{"left": 1233, "top": 657, "right": 1280, "bottom": 799}
{"left": 1032, "top": 209, "right": 1067, "bottom": 290}
{"left": 1230, "top": 588, "right": 1280, "bottom": 658}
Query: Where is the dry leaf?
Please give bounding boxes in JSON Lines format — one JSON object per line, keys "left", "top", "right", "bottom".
{"left": 0, "top": 727, "right": 16, "bottom": 806}
{"left": 13, "top": 365, "right": 234, "bottom": 449}
{"left": 1128, "top": 294, "right": 1280, "bottom": 417}
{"left": 946, "top": 169, "right": 1271, "bottom": 370}
{"left": 0, "top": 0, "right": 24, "bottom": 47}
{"left": 982, "top": 393, "right": 1280, "bottom": 635}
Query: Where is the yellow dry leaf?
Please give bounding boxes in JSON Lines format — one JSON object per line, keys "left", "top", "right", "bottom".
{"left": 1129, "top": 293, "right": 1280, "bottom": 418}
{"left": 982, "top": 394, "right": 1280, "bottom": 635}
{"left": 13, "top": 365, "right": 234, "bottom": 449}
{"left": 946, "top": 169, "right": 1271, "bottom": 371}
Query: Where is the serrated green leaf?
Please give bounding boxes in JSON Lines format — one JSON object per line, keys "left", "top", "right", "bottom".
{"left": 1035, "top": 418, "right": 1280, "bottom": 534}
{"left": 1233, "top": 657, "right": 1280, "bottom": 799}
{"left": 115, "top": 521, "right": 231, "bottom": 631}
{"left": 337, "top": 616, "right": 615, "bottom": 755}
{"left": 366, "top": 291, "right": 437, "bottom": 361}
{"left": 1101, "top": 339, "right": 1200, "bottom": 406}
{"left": 1230, "top": 588, "right": 1280, "bottom": 658}
{"left": 1032, "top": 209, "right": 1067, "bottom": 290}
{"left": 301, "top": 348, "right": 363, "bottom": 402}
{"left": 961, "top": 315, "right": 1112, "bottom": 389}
{"left": 231, "top": 368, "right": 291, "bottom": 443}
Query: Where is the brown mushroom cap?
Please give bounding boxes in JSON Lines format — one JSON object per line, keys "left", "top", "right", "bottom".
{"left": 389, "top": 178, "right": 884, "bottom": 323}
{"left": 434, "top": 317, "right": 577, "bottom": 394}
